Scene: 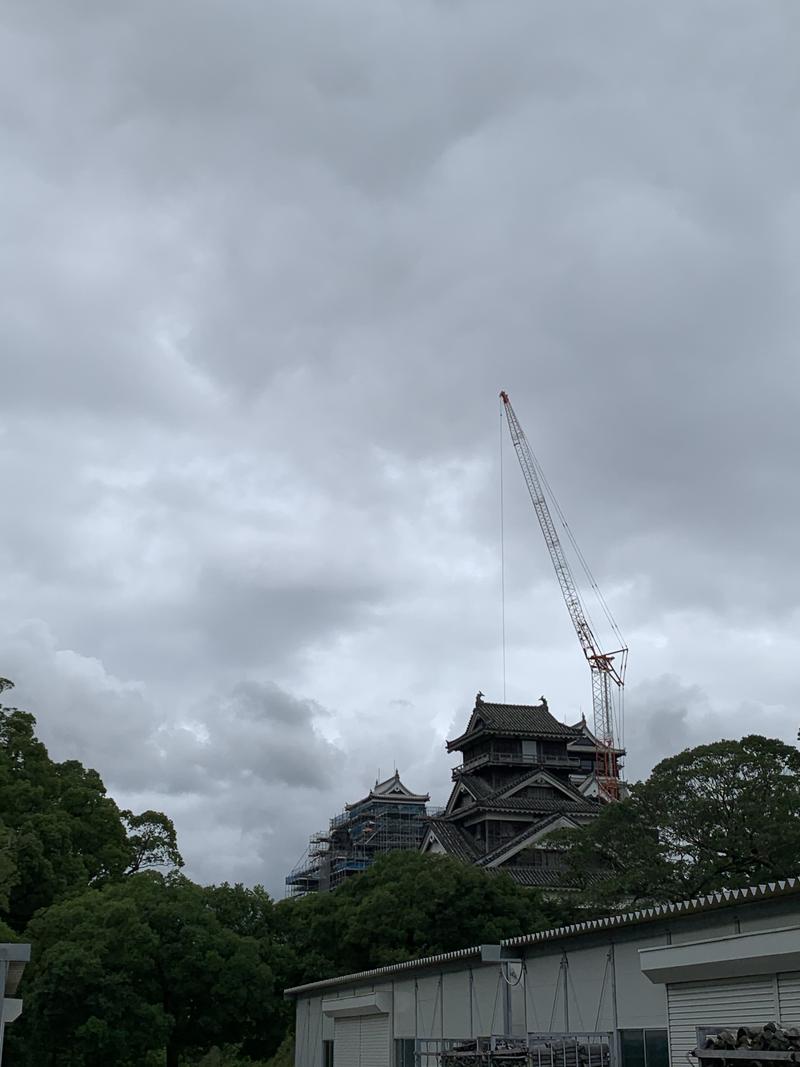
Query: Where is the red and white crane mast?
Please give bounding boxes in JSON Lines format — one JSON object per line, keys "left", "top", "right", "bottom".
{"left": 500, "top": 390, "right": 627, "bottom": 798}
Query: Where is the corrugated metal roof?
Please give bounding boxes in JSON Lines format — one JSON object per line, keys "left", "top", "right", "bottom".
{"left": 283, "top": 877, "right": 800, "bottom": 997}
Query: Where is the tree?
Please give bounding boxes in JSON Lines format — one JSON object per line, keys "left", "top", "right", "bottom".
{"left": 0, "top": 692, "right": 182, "bottom": 929}
{"left": 11, "top": 874, "right": 284, "bottom": 1067}
{"left": 277, "top": 850, "right": 557, "bottom": 986}
{"left": 121, "top": 810, "right": 184, "bottom": 875}
{"left": 554, "top": 734, "right": 800, "bottom": 908}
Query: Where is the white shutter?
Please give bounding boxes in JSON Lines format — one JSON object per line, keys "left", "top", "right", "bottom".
{"left": 335, "top": 1017, "right": 362, "bottom": 1067}
{"left": 333, "top": 1015, "right": 390, "bottom": 1067}
{"left": 359, "top": 1015, "right": 390, "bottom": 1067}
{"left": 667, "top": 976, "right": 776, "bottom": 1065}
{"left": 779, "top": 972, "right": 800, "bottom": 1025}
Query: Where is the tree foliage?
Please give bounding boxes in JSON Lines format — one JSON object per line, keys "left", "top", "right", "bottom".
{"left": 555, "top": 734, "right": 800, "bottom": 908}
{"left": 0, "top": 696, "right": 184, "bottom": 930}
{"left": 121, "top": 809, "right": 184, "bottom": 875}
{"left": 11, "top": 875, "right": 285, "bottom": 1067}
{"left": 276, "top": 850, "right": 557, "bottom": 986}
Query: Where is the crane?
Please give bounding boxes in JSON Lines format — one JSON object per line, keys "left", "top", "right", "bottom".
{"left": 499, "top": 390, "right": 627, "bottom": 799}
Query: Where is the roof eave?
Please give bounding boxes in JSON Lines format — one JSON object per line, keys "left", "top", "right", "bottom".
{"left": 283, "top": 878, "right": 800, "bottom": 998}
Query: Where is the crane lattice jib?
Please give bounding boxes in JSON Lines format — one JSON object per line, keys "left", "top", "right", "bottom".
{"left": 501, "top": 394, "right": 601, "bottom": 663}
{"left": 500, "top": 391, "right": 626, "bottom": 795}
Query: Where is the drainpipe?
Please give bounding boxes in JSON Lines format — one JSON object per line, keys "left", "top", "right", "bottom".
{"left": 562, "top": 954, "right": 570, "bottom": 1031}
{"left": 469, "top": 968, "right": 474, "bottom": 1039}
{"left": 610, "top": 945, "right": 620, "bottom": 1067}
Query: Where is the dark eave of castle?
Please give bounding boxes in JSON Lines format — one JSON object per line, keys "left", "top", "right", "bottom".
{"left": 446, "top": 699, "right": 580, "bottom": 752}
{"left": 487, "top": 867, "right": 584, "bottom": 889}
{"left": 476, "top": 811, "right": 576, "bottom": 866}
{"left": 424, "top": 818, "right": 482, "bottom": 863}
{"left": 457, "top": 796, "right": 601, "bottom": 817}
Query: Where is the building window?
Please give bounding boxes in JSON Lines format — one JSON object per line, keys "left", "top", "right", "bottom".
{"left": 323, "top": 1040, "right": 334, "bottom": 1067}
{"left": 620, "top": 1029, "right": 668, "bottom": 1067}
{"left": 395, "top": 1038, "right": 415, "bottom": 1067}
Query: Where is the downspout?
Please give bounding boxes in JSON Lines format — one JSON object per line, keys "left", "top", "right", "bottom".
{"left": 562, "top": 954, "right": 570, "bottom": 1031}
{"left": 610, "top": 944, "right": 620, "bottom": 1067}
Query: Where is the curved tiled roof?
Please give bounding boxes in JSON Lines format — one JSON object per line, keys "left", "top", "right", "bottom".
{"left": 492, "top": 867, "right": 584, "bottom": 889}
{"left": 284, "top": 877, "right": 800, "bottom": 996}
{"left": 476, "top": 796, "right": 600, "bottom": 816}
{"left": 424, "top": 819, "right": 482, "bottom": 863}
{"left": 447, "top": 701, "right": 579, "bottom": 750}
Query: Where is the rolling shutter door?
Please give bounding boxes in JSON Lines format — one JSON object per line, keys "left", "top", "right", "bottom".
{"left": 667, "top": 977, "right": 775, "bottom": 1064}
{"left": 359, "top": 1015, "right": 389, "bottom": 1067}
{"left": 333, "top": 1015, "right": 390, "bottom": 1067}
{"left": 335, "top": 1017, "right": 361, "bottom": 1067}
{"left": 779, "top": 972, "right": 800, "bottom": 1025}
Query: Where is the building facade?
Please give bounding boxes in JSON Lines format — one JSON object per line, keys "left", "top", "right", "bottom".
{"left": 420, "top": 694, "right": 620, "bottom": 888}
{"left": 287, "top": 878, "right": 800, "bottom": 1067}
{"left": 286, "top": 772, "right": 431, "bottom": 896}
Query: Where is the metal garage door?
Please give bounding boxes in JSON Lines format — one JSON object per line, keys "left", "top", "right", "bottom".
{"left": 334, "top": 1015, "right": 390, "bottom": 1067}
{"left": 779, "top": 973, "right": 800, "bottom": 1025}
{"left": 335, "top": 1017, "right": 362, "bottom": 1067}
{"left": 359, "top": 1015, "right": 389, "bottom": 1067}
{"left": 667, "top": 976, "right": 776, "bottom": 1064}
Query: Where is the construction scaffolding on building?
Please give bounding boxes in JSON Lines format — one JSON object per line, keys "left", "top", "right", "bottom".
{"left": 286, "top": 771, "right": 435, "bottom": 896}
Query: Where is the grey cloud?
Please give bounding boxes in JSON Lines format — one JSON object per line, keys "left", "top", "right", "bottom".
{"left": 2, "top": 0, "right": 800, "bottom": 891}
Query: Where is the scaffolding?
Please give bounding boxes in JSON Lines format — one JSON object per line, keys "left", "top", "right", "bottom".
{"left": 285, "top": 786, "right": 439, "bottom": 896}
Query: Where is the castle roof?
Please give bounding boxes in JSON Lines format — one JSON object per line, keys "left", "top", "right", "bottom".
{"left": 446, "top": 695, "right": 579, "bottom": 751}
{"left": 346, "top": 770, "right": 430, "bottom": 810}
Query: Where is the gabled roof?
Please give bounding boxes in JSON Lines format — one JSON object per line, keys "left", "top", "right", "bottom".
{"left": 447, "top": 696, "right": 580, "bottom": 751}
{"left": 494, "top": 768, "right": 589, "bottom": 804}
{"left": 444, "top": 777, "right": 497, "bottom": 815}
{"left": 346, "top": 770, "right": 430, "bottom": 810}
{"left": 568, "top": 720, "right": 625, "bottom": 756}
{"left": 477, "top": 812, "right": 581, "bottom": 868}
{"left": 423, "top": 819, "right": 482, "bottom": 863}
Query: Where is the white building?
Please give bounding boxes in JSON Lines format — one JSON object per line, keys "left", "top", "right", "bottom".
{"left": 287, "top": 878, "right": 800, "bottom": 1067}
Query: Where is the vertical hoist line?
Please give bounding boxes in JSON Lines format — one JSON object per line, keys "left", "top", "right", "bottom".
{"left": 500, "top": 403, "right": 507, "bottom": 702}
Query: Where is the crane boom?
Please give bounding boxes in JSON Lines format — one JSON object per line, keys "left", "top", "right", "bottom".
{"left": 500, "top": 390, "right": 627, "bottom": 797}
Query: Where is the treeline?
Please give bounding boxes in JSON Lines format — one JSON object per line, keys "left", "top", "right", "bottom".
{"left": 553, "top": 733, "right": 800, "bottom": 909}
{"left": 3, "top": 677, "right": 800, "bottom": 1066}
{"left": 0, "top": 684, "right": 561, "bottom": 1067}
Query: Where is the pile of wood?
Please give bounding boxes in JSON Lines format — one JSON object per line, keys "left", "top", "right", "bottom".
{"left": 528, "top": 1039, "right": 611, "bottom": 1067}
{"left": 697, "top": 1023, "right": 800, "bottom": 1057}
{"left": 438, "top": 1038, "right": 610, "bottom": 1067}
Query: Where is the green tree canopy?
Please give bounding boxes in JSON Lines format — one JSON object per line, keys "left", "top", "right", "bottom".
{"left": 0, "top": 688, "right": 183, "bottom": 929}
{"left": 555, "top": 734, "right": 800, "bottom": 908}
{"left": 11, "top": 874, "right": 285, "bottom": 1067}
{"left": 277, "top": 850, "right": 559, "bottom": 986}
{"left": 121, "top": 809, "right": 183, "bottom": 875}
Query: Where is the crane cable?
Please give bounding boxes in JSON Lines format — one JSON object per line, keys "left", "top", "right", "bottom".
{"left": 530, "top": 446, "right": 626, "bottom": 655}
{"left": 500, "top": 403, "right": 507, "bottom": 701}
{"left": 501, "top": 395, "right": 628, "bottom": 752}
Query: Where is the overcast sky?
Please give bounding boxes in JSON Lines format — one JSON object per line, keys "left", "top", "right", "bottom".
{"left": 2, "top": 1, "right": 800, "bottom": 896}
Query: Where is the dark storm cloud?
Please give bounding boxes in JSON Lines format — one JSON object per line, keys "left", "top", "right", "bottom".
{"left": 2, "top": 0, "right": 800, "bottom": 893}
